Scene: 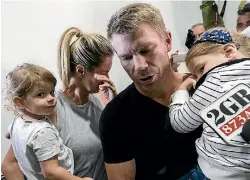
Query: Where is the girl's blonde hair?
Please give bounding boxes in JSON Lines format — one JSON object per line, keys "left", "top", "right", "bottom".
{"left": 185, "top": 27, "right": 250, "bottom": 65}
{"left": 2, "top": 63, "right": 57, "bottom": 110}
{"left": 57, "top": 27, "right": 113, "bottom": 88}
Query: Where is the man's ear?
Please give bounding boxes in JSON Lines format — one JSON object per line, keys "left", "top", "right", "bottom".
{"left": 13, "top": 96, "right": 25, "bottom": 109}
{"left": 223, "top": 43, "right": 238, "bottom": 60}
{"left": 76, "top": 65, "right": 85, "bottom": 78}
{"left": 165, "top": 31, "right": 172, "bottom": 52}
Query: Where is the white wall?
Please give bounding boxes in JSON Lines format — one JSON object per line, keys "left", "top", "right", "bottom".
{"left": 1, "top": 0, "right": 239, "bottom": 161}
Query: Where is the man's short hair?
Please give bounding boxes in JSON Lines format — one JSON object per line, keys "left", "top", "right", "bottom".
{"left": 107, "top": 3, "right": 167, "bottom": 39}
{"left": 191, "top": 23, "right": 204, "bottom": 29}
{"left": 238, "top": 3, "right": 250, "bottom": 15}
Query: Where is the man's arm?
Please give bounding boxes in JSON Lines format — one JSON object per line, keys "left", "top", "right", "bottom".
{"left": 200, "top": 0, "right": 225, "bottom": 30}
{"left": 1, "top": 145, "right": 25, "bottom": 180}
{"left": 99, "top": 101, "right": 135, "bottom": 180}
{"left": 105, "top": 160, "right": 136, "bottom": 180}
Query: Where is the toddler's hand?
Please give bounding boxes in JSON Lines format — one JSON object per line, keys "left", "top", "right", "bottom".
{"left": 178, "top": 75, "right": 196, "bottom": 91}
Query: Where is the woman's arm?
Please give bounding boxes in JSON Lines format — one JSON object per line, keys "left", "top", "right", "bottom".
{"left": 40, "top": 156, "right": 92, "bottom": 180}
{"left": 1, "top": 145, "right": 25, "bottom": 180}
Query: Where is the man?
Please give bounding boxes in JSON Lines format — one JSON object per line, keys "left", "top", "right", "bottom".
{"left": 191, "top": 23, "right": 206, "bottom": 40}
{"left": 99, "top": 3, "right": 202, "bottom": 180}
{"left": 237, "top": 2, "right": 250, "bottom": 32}
{"left": 185, "top": 23, "right": 206, "bottom": 49}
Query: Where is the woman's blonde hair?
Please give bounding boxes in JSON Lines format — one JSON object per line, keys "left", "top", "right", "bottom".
{"left": 186, "top": 27, "right": 250, "bottom": 65}
{"left": 2, "top": 63, "right": 57, "bottom": 111}
{"left": 58, "top": 27, "right": 113, "bottom": 88}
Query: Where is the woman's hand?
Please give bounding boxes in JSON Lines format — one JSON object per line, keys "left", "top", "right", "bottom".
{"left": 94, "top": 74, "right": 117, "bottom": 101}
{"left": 2, "top": 145, "right": 25, "bottom": 180}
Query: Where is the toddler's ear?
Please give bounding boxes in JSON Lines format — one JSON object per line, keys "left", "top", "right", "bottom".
{"left": 13, "top": 96, "right": 25, "bottom": 109}
{"left": 223, "top": 43, "right": 237, "bottom": 61}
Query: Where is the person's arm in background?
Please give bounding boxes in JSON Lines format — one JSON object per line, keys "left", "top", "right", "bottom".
{"left": 238, "top": 0, "right": 248, "bottom": 11}
{"left": 200, "top": 0, "right": 225, "bottom": 30}
{"left": 169, "top": 50, "right": 180, "bottom": 72}
{"left": 1, "top": 145, "right": 25, "bottom": 180}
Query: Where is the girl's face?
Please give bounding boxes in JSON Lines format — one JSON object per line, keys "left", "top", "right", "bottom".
{"left": 187, "top": 53, "right": 232, "bottom": 80}
{"left": 187, "top": 44, "right": 239, "bottom": 80}
{"left": 15, "top": 81, "right": 56, "bottom": 120}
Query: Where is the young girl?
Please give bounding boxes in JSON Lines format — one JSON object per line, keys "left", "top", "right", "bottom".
{"left": 3, "top": 63, "right": 92, "bottom": 180}
{"left": 169, "top": 28, "right": 250, "bottom": 179}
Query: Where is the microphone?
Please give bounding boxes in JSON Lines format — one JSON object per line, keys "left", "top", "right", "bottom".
{"left": 240, "top": 119, "right": 250, "bottom": 143}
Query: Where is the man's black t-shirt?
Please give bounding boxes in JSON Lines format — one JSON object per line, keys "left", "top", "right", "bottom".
{"left": 99, "top": 84, "right": 203, "bottom": 180}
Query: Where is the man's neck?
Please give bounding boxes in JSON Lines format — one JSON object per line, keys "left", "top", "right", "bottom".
{"left": 136, "top": 72, "right": 186, "bottom": 106}
{"left": 154, "top": 72, "right": 185, "bottom": 105}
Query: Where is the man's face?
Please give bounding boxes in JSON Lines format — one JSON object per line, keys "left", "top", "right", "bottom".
{"left": 192, "top": 24, "right": 205, "bottom": 40}
{"left": 110, "top": 23, "right": 172, "bottom": 94}
{"left": 237, "top": 13, "right": 250, "bottom": 32}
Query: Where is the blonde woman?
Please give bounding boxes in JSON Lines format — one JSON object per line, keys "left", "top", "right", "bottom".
{"left": 2, "top": 27, "right": 115, "bottom": 180}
